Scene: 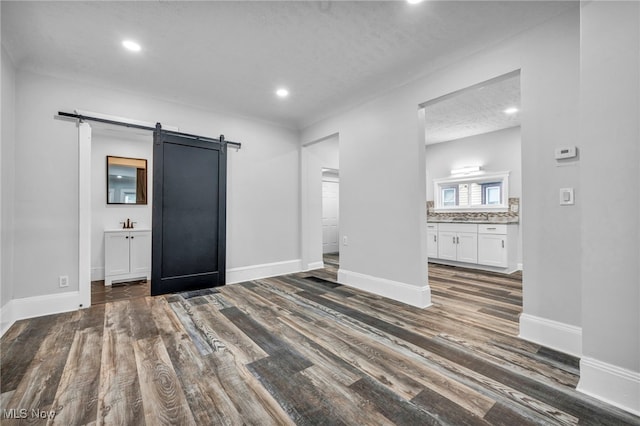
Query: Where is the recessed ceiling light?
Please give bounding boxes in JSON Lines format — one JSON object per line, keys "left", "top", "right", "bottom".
{"left": 276, "top": 88, "right": 289, "bottom": 98}
{"left": 122, "top": 40, "right": 141, "bottom": 52}
{"left": 407, "top": 0, "right": 424, "bottom": 4}
{"left": 504, "top": 107, "right": 519, "bottom": 115}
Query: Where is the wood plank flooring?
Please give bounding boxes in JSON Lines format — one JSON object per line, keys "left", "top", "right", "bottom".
{"left": 2, "top": 256, "right": 639, "bottom": 425}
{"left": 91, "top": 279, "right": 150, "bottom": 305}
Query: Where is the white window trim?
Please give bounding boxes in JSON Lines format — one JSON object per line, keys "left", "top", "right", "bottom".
{"left": 433, "top": 171, "right": 510, "bottom": 212}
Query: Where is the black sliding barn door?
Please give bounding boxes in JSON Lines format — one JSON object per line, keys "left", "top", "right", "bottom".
{"left": 151, "top": 129, "right": 227, "bottom": 296}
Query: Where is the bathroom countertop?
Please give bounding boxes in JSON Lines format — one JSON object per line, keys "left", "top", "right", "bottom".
{"left": 427, "top": 219, "right": 519, "bottom": 224}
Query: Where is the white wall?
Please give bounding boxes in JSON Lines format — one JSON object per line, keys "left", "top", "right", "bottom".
{"left": 90, "top": 127, "right": 153, "bottom": 281}
{"left": 425, "top": 126, "right": 521, "bottom": 201}
{"left": 11, "top": 70, "right": 300, "bottom": 300}
{"left": 578, "top": 0, "right": 639, "bottom": 414}
{"left": 1, "top": 46, "right": 16, "bottom": 311}
{"left": 301, "top": 134, "right": 339, "bottom": 269}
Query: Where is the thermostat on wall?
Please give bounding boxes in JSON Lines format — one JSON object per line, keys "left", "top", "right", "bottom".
{"left": 555, "top": 146, "right": 577, "bottom": 160}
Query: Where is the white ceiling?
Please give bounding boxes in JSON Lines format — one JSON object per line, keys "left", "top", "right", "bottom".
{"left": 1, "top": 1, "right": 575, "bottom": 129}
{"left": 424, "top": 71, "right": 520, "bottom": 144}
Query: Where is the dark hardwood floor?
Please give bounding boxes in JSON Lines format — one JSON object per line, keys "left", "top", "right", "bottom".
{"left": 91, "top": 279, "right": 150, "bottom": 305}
{"left": 1, "top": 255, "right": 638, "bottom": 425}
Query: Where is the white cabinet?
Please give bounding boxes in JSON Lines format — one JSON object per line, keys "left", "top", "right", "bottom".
{"left": 437, "top": 231, "right": 457, "bottom": 260}
{"left": 437, "top": 223, "right": 478, "bottom": 263}
{"left": 478, "top": 225, "right": 508, "bottom": 267}
{"left": 457, "top": 232, "right": 479, "bottom": 263}
{"left": 427, "top": 223, "right": 438, "bottom": 258}
{"left": 429, "top": 222, "right": 518, "bottom": 273}
{"left": 105, "top": 229, "right": 151, "bottom": 285}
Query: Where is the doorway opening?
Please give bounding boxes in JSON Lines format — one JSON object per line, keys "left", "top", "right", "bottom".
{"left": 89, "top": 123, "right": 152, "bottom": 305}
{"left": 421, "top": 70, "right": 523, "bottom": 309}
{"left": 301, "top": 133, "right": 340, "bottom": 272}
{"left": 322, "top": 168, "right": 340, "bottom": 268}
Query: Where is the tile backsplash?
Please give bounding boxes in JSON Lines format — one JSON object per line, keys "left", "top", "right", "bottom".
{"left": 426, "top": 198, "right": 519, "bottom": 223}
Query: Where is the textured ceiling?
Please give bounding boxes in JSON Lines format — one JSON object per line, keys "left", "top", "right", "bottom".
{"left": 424, "top": 72, "right": 521, "bottom": 144}
{"left": 1, "top": 1, "right": 575, "bottom": 129}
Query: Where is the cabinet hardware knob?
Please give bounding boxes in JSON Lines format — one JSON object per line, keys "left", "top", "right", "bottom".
{"left": 456, "top": 236, "right": 459, "bottom": 244}
{"left": 434, "top": 235, "right": 437, "bottom": 242}
{"left": 502, "top": 240, "right": 504, "bottom": 248}
{"left": 125, "top": 236, "right": 129, "bottom": 239}
{"left": 487, "top": 227, "right": 496, "bottom": 230}
{"left": 453, "top": 236, "right": 456, "bottom": 244}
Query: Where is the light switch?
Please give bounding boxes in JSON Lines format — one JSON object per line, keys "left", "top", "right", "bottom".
{"left": 560, "top": 188, "right": 574, "bottom": 205}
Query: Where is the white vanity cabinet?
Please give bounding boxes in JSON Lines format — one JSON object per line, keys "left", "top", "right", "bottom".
{"left": 437, "top": 223, "right": 478, "bottom": 263}
{"left": 426, "top": 223, "right": 439, "bottom": 258}
{"left": 429, "top": 222, "right": 519, "bottom": 273}
{"left": 104, "top": 229, "right": 151, "bottom": 285}
{"left": 478, "top": 224, "right": 509, "bottom": 267}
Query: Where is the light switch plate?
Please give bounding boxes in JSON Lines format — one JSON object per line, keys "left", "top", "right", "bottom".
{"left": 560, "top": 188, "right": 574, "bottom": 205}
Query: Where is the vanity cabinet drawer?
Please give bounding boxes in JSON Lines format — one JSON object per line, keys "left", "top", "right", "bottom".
{"left": 478, "top": 224, "right": 507, "bottom": 234}
{"left": 438, "top": 223, "right": 478, "bottom": 233}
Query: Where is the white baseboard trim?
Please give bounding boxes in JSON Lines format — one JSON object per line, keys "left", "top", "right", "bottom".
{"left": 428, "top": 258, "right": 518, "bottom": 275}
{"left": 519, "top": 313, "right": 582, "bottom": 357}
{"left": 1, "top": 302, "right": 15, "bottom": 337}
{"left": 227, "top": 259, "right": 302, "bottom": 284}
{"left": 1, "top": 291, "right": 80, "bottom": 337}
{"left": 91, "top": 267, "right": 104, "bottom": 281}
{"left": 304, "top": 261, "right": 324, "bottom": 271}
{"left": 337, "top": 269, "right": 431, "bottom": 308}
{"left": 577, "top": 357, "right": 640, "bottom": 416}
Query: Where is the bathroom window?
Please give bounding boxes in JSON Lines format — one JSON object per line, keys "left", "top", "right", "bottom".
{"left": 433, "top": 171, "right": 509, "bottom": 211}
{"left": 482, "top": 182, "right": 502, "bottom": 205}
{"left": 442, "top": 187, "right": 457, "bottom": 207}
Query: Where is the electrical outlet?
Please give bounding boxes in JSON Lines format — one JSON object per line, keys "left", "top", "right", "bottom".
{"left": 59, "top": 275, "right": 69, "bottom": 288}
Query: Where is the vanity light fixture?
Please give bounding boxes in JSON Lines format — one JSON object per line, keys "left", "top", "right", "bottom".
{"left": 276, "top": 88, "right": 289, "bottom": 98}
{"left": 503, "top": 107, "right": 519, "bottom": 115}
{"left": 451, "top": 166, "right": 482, "bottom": 175}
{"left": 122, "top": 40, "right": 141, "bottom": 52}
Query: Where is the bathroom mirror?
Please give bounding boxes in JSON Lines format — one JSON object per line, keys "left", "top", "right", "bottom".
{"left": 107, "top": 156, "right": 147, "bottom": 204}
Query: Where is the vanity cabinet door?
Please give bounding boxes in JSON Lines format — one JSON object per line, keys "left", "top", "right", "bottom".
{"left": 105, "top": 232, "right": 130, "bottom": 276}
{"left": 130, "top": 231, "right": 152, "bottom": 274}
{"left": 427, "top": 224, "right": 438, "bottom": 258}
{"left": 438, "top": 231, "right": 457, "bottom": 261}
{"left": 456, "top": 232, "right": 478, "bottom": 264}
{"left": 478, "top": 234, "right": 508, "bottom": 267}
{"left": 427, "top": 230, "right": 438, "bottom": 258}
